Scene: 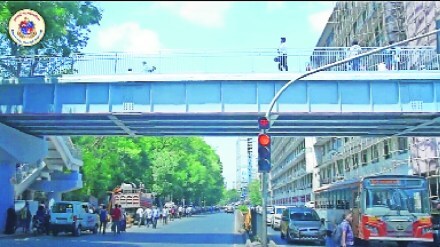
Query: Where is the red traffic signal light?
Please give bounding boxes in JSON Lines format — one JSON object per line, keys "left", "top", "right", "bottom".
{"left": 258, "top": 134, "right": 270, "bottom": 146}
{"left": 258, "top": 117, "right": 270, "bottom": 130}
{"left": 258, "top": 134, "right": 271, "bottom": 172}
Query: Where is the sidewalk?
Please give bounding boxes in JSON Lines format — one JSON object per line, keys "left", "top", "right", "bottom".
{"left": 0, "top": 231, "right": 31, "bottom": 239}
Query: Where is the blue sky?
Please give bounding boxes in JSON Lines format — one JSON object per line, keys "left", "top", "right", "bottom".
{"left": 83, "top": 1, "right": 336, "bottom": 189}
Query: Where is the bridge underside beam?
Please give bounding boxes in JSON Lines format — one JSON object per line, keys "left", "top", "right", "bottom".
{"left": 1, "top": 112, "right": 440, "bottom": 136}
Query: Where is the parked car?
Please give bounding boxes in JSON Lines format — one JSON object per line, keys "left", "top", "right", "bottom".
{"left": 271, "top": 205, "right": 287, "bottom": 230}
{"left": 266, "top": 206, "right": 275, "bottom": 225}
{"left": 305, "top": 201, "right": 315, "bottom": 208}
{"left": 50, "top": 201, "right": 99, "bottom": 236}
{"left": 225, "top": 205, "right": 234, "bottom": 214}
{"left": 280, "top": 206, "right": 326, "bottom": 244}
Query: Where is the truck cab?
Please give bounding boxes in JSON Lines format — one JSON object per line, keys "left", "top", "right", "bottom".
{"left": 50, "top": 201, "right": 99, "bottom": 236}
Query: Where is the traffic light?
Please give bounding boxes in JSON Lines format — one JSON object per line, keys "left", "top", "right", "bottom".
{"left": 258, "top": 117, "right": 270, "bottom": 130}
{"left": 258, "top": 133, "right": 271, "bottom": 172}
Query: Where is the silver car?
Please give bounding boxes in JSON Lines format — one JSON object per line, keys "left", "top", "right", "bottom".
{"left": 280, "top": 206, "right": 326, "bottom": 244}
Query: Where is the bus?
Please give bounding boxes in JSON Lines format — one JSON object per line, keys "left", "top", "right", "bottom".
{"left": 315, "top": 175, "right": 433, "bottom": 246}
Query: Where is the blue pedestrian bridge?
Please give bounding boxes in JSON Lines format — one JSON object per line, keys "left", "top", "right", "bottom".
{"left": 0, "top": 47, "right": 440, "bottom": 137}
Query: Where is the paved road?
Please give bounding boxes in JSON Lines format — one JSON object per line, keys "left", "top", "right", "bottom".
{"left": 0, "top": 212, "right": 246, "bottom": 247}
{"left": 267, "top": 225, "right": 432, "bottom": 247}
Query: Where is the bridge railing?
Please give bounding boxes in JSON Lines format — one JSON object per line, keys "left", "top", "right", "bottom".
{"left": 0, "top": 47, "right": 438, "bottom": 77}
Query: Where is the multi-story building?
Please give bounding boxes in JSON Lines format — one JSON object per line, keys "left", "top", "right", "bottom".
{"left": 235, "top": 137, "right": 258, "bottom": 195}
{"left": 268, "top": 2, "right": 440, "bottom": 209}
{"left": 270, "top": 137, "right": 316, "bottom": 206}
{"left": 317, "top": 1, "right": 406, "bottom": 48}
{"left": 404, "top": 1, "right": 440, "bottom": 47}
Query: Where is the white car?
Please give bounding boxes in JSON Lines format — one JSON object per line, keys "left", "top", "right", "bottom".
{"left": 271, "top": 205, "right": 286, "bottom": 230}
{"left": 266, "top": 206, "right": 274, "bottom": 225}
{"left": 305, "top": 201, "right": 315, "bottom": 208}
{"left": 50, "top": 201, "right": 99, "bottom": 236}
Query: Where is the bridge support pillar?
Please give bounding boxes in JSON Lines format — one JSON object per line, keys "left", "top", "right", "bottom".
{"left": 0, "top": 163, "right": 15, "bottom": 233}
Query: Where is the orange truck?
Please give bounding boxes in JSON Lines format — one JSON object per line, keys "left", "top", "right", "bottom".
{"left": 107, "top": 182, "right": 155, "bottom": 221}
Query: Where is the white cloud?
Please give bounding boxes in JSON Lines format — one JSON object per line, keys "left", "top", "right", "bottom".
{"left": 308, "top": 8, "right": 333, "bottom": 34}
{"left": 157, "top": 2, "right": 232, "bottom": 28}
{"left": 97, "top": 22, "right": 161, "bottom": 54}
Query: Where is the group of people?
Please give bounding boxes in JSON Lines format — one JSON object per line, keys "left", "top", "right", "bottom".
{"left": 135, "top": 205, "right": 161, "bottom": 228}
{"left": 135, "top": 205, "right": 195, "bottom": 229}
{"left": 97, "top": 204, "right": 127, "bottom": 235}
{"left": 3, "top": 201, "right": 50, "bottom": 235}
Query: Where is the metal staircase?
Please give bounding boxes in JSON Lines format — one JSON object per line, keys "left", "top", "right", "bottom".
{"left": 14, "top": 136, "right": 83, "bottom": 197}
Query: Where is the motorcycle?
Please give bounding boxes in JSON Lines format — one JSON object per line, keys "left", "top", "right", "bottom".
{"left": 31, "top": 216, "right": 46, "bottom": 236}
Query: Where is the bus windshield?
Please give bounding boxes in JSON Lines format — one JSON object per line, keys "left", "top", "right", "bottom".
{"left": 365, "top": 188, "right": 430, "bottom": 215}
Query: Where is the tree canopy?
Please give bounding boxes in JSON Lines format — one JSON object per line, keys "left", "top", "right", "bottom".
{"left": 0, "top": 1, "right": 102, "bottom": 77}
{"left": 65, "top": 136, "right": 225, "bottom": 206}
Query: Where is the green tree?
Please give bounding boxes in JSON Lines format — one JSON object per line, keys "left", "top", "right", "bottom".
{"left": 248, "top": 179, "right": 262, "bottom": 206}
{"left": 220, "top": 189, "right": 240, "bottom": 205}
{"left": 0, "top": 1, "right": 102, "bottom": 77}
{"left": 66, "top": 136, "right": 225, "bottom": 207}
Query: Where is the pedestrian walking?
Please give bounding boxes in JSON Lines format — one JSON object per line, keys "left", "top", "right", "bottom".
{"left": 19, "top": 201, "right": 31, "bottom": 233}
{"left": 347, "top": 40, "right": 362, "bottom": 71}
{"left": 145, "top": 206, "right": 153, "bottom": 228}
{"left": 136, "top": 207, "right": 144, "bottom": 227}
{"left": 118, "top": 204, "right": 126, "bottom": 232}
{"left": 340, "top": 212, "right": 354, "bottom": 247}
{"left": 110, "top": 204, "right": 121, "bottom": 235}
{"left": 99, "top": 204, "right": 108, "bottom": 234}
{"left": 162, "top": 207, "right": 168, "bottom": 225}
{"left": 277, "top": 37, "right": 288, "bottom": 71}
{"left": 152, "top": 206, "right": 159, "bottom": 229}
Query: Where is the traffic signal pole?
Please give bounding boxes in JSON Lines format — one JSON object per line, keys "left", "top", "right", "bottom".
{"left": 261, "top": 171, "right": 268, "bottom": 246}
{"left": 257, "top": 120, "right": 270, "bottom": 247}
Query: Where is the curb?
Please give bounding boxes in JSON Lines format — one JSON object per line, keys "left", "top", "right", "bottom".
{"left": 0, "top": 232, "right": 31, "bottom": 239}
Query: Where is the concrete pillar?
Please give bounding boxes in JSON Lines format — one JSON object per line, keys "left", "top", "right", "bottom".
{"left": 47, "top": 192, "right": 62, "bottom": 203}
{"left": 0, "top": 163, "right": 15, "bottom": 233}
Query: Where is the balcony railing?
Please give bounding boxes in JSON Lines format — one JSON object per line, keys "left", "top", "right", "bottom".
{"left": 0, "top": 46, "right": 438, "bottom": 78}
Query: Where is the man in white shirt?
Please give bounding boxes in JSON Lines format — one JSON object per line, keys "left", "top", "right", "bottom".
{"left": 145, "top": 206, "right": 153, "bottom": 228}
{"left": 277, "top": 37, "right": 288, "bottom": 71}
{"left": 136, "top": 207, "right": 144, "bottom": 227}
{"left": 348, "top": 40, "right": 362, "bottom": 71}
{"left": 152, "top": 206, "right": 159, "bottom": 228}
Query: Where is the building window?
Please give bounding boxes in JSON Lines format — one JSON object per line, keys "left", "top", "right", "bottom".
{"left": 361, "top": 150, "right": 368, "bottom": 166}
{"left": 398, "top": 138, "right": 408, "bottom": 153}
{"left": 384, "top": 139, "right": 391, "bottom": 159}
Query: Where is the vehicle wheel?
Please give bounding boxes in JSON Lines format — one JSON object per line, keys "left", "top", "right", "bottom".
{"left": 52, "top": 230, "right": 58, "bottom": 236}
{"left": 74, "top": 225, "right": 81, "bottom": 237}
{"left": 93, "top": 224, "right": 98, "bottom": 234}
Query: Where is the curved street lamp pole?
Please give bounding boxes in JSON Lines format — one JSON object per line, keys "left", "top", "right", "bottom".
{"left": 260, "top": 28, "right": 440, "bottom": 247}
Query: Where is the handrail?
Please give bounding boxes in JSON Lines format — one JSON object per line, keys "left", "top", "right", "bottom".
{"left": 0, "top": 46, "right": 438, "bottom": 77}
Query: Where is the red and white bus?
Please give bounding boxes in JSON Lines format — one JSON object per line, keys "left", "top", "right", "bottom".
{"left": 315, "top": 175, "right": 433, "bottom": 246}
